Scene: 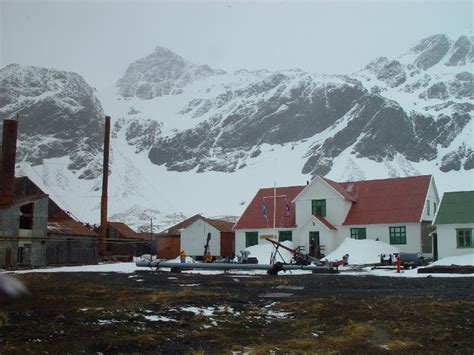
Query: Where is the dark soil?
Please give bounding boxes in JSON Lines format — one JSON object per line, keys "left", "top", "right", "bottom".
{"left": 0, "top": 270, "right": 473, "bottom": 354}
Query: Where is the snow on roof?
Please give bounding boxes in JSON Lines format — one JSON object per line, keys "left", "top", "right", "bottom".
{"left": 324, "top": 238, "right": 400, "bottom": 265}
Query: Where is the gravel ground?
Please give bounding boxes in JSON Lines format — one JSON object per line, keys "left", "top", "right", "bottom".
{"left": 0, "top": 271, "right": 473, "bottom": 353}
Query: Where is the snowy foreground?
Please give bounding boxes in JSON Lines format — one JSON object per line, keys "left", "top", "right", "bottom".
{"left": 8, "top": 239, "right": 473, "bottom": 278}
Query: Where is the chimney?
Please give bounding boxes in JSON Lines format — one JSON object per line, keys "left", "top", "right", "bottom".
{"left": 99, "top": 116, "right": 111, "bottom": 256}
{"left": 0, "top": 119, "right": 18, "bottom": 205}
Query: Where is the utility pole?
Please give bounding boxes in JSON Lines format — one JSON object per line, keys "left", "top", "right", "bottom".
{"left": 150, "top": 218, "right": 153, "bottom": 261}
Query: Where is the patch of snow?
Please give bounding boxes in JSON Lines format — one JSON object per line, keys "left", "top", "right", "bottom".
{"left": 325, "top": 238, "right": 400, "bottom": 265}
{"left": 9, "top": 262, "right": 141, "bottom": 274}
{"left": 179, "top": 306, "right": 216, "bottom": 316}
{"left": 265, "top": 310, "right": 291, "bottom": 319}
{"left": 143, "top": 315, "right": 176, "bottom": 322}
{"left": 427, "top": 253, "right": 474, "bottom": 267}
{"left": 97, "top": 319, "right": 121, "bottom": 325}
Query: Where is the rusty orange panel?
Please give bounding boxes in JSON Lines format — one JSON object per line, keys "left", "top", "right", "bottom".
{"left": 157, "top": 236, "right": 180, "bottom": 260}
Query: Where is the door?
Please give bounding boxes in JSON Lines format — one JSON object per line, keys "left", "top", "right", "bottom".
{"left": 432, "top": 233, "right": 438, "bottom": 261}
{"left": 220, "top": 232, "right": 235, "bottom": 258}
{"left": 5, "top": 248, "right": 12, "bottom": 266}
{"left": 309, "top": 231, "right": 320, "bottom": 258}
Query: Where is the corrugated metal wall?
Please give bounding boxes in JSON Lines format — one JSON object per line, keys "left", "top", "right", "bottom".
{"left": 157, "top": 236, "right": 180, "bottom": 260}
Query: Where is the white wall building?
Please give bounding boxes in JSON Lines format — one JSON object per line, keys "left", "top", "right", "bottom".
{"left": 165, "top": 214, "right": 235, "bottom": 259}
{"left": 234, "top": 175, "right": 439, "bottom": 259}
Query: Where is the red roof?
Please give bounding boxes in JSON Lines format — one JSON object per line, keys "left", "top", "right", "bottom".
{"left": 322, "top": 177, "right": 357, "bottom": 202}
{"left": 234, "top": 186, "right": 305, "bottom": 230}
{"left": 315, "top": 215, "right": 337, "bottom": 230}
{"left": 108, "top": 222, "right": 140, "bottom": 239}
{"left": 48, "top": 219, "right": 98, "bottom": 237}
{"left": 341, "top": 175, "right": 432, "bottom": 225}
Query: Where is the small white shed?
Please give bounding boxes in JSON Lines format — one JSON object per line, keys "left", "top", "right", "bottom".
{"left": 179, "top": 215, "right": 235, "bottom": 259}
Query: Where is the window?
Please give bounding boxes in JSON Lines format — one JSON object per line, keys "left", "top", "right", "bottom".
{"left": 457, "top": 229, "right": 472, "bottom": 248}
{"left": 350, "top": 228, "right": 366, "bottom": 240}
{"left": 389, "top": 226, "right": 406, "bottom": 245}
{"left": 433, "top": 202, "right": 437, "bottom": 215}
{"left": 19, "top": 203, "right": 34, "bottom": 230}
{"left": 245, "top": 232, "right": 258, "bottom": 248}
{"left": 279, "top": 231, "right": 292, "bottom": 242}
{"left": 426, "top": 200, "right": 430, "bottom": 216}
{"left": 312, "top": 199, "right": 326, "bottom": 217}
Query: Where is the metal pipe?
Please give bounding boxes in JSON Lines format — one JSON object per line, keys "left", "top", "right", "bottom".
{"left": 100, "top": 116, "right": 111, "bottom": 256}
{"left": 136, "top": 260, "right": 335, "bottom": 272}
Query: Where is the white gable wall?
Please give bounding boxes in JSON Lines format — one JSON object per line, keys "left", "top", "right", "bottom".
{"left": 436, "top": 223, "right": 474, "bottom": 258}
{"left": 181, "top": 219, "right": 221, "bottom": 257}
{"left": 295, "top": 178, "right": 352, "bottom": 227}
{"left": 421, "top": 178, "right": 440, "bottom": 221}
{"left": 296, "top": 217, "right": 337, "bottom": 256}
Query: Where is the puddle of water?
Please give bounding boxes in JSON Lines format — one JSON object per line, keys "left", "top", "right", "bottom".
{"left": 259, "top": 292, "right": 293, "bottom": 298}
{"left": 275, "top": 285, "right": 304, "bottom": 290}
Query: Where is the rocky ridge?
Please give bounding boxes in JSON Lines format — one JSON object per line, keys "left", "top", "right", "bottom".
{"left": 0, "top": 64, "right": 105, "bottom": 179}
{"left": 117, "top": 46, "right": 226, "bottom": 99}
{"left": 111, "top": 33, "right": 473, "bottom": 177}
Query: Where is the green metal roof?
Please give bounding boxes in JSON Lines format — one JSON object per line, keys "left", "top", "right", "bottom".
{"left": 434, "top": 191, "right": 474, "bottom": 225}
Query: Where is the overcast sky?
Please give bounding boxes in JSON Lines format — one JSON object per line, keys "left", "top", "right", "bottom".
{"left": 1, "top": 0, "right": 472, "bottom": 90}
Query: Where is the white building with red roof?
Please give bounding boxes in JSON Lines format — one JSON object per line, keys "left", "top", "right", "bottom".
{"left": 233, "top": 175, "right": 439, "bottom": 258}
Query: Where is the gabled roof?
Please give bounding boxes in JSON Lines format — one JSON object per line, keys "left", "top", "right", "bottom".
{"left": 321, "top": 177, "right": 357, "bottom": 202}
{"left": 234, "top": 185, "right": 305, "bottom": 230}
{"left": 159, "top": 214, "right": 203, "bottom": 236}
{"left": 205, "top": 218, "right": 235, "bottom": 233}
{"left": 341, "top": 175, "right": 432, "bottom": 225}
{"left": 108, "top": 222, "right": 139, "bottom": 239}
{"left": 0, "top": 194, "right": 48, "bottom": 210}
{"left": 315, "top": 215, "right": 337, "bottom": 230}
{"left": 159, "top": 214, "right": 235, "bottom": 236}
{"left": 13, "top": 176, "right": 100, "bottom": 235}
{"left": 434, "top": 191, "right": 474, "bottom": 225}
{"left": 48, "top": 219, "right": 98, "bottom": 237}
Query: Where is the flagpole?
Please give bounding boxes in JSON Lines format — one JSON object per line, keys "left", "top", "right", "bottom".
{"left": 273, "top": 181, "right": 276, "bottom": 239}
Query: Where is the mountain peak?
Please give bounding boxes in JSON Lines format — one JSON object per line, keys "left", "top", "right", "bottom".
{"left": 148, "top": 46, "right": 183, "bottom": 61}
{"left": 410, "top": 34, "right": 450, "bottom": 54}
{"left": 410, "top": 34, "right": 451, "bottom": 70}
{"left": 116, "top": 46, "right": 225, "bottom": 99}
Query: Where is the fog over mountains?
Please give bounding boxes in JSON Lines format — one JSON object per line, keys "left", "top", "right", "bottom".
{"left": 0, "top": 33, "right": 472, "bottom": 231}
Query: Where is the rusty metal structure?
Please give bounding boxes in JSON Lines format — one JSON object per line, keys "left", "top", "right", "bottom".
{"left": 100, "top": 116, "right": 111, "bottom": 256}
{"left": 136, "top": 259, "right": 339, "bottom": 275}
{"left": 0, "top": 119, "right": 18, "bottom": 206}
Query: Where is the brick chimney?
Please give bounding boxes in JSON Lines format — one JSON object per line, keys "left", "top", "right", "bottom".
{"left": 0, "top": 119, "right": 18, "bottom": 206}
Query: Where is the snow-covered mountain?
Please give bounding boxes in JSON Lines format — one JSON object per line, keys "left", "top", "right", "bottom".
{"left": 117, "top": 46, "right": 226, "bottom": 99}
{"left": 0, "top": 64, "right": 105, "bottom": 179}
{"left": 1, "top": 33, "right": 472, "bottom": 230}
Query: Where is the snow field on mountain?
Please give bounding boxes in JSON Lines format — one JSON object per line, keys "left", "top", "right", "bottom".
{"left": 6, "top": 33, "right": 472, "bottom": 231}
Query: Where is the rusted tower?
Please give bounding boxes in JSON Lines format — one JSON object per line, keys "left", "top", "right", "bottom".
{"left": 99, "top": 116, "right": 111, "bottom": 256}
